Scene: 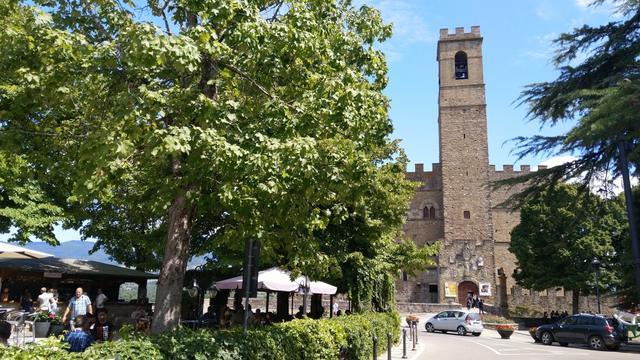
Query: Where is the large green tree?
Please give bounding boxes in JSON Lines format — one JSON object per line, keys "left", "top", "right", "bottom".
{"left": 510, "top": 183, "right": 626, "bottom": 313}
{"left": 505, "top": 0, "right": 640, "bottom": 302}
{"left": 0, "top": 0, "right": 427, "bottom": 332}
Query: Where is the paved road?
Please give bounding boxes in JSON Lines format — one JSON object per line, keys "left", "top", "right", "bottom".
{"left": 419, "top": 327, "right": 639, "bottom": 360}
{"left": 384, "top": 313, "right": 640, "bottom": 360}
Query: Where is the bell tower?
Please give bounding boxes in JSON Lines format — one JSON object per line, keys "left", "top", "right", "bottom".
{"left": 437, "top": 26, "right": 496, "bottom": 304}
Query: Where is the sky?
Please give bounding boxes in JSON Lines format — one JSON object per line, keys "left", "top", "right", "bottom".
{"left": 358, "top": 0, "right": 622, "bottom": 171}
{"left": 1, "top": 0, "right": 625, "bottom": 244}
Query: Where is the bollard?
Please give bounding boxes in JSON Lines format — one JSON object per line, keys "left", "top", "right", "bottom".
{"left": 402, "top": 328, "right": 407, "bottom": 359}
{"left": 373, "top": 335, "right": 378, "bottom": 360}
{"left": 412, "top": 324, "right": 416, "bottom": 351}
{"left": 414, "top": 322, "right": 419, "bottom": 344}
{"left": 387, "top": 332, "right": 392, "bottom": 360}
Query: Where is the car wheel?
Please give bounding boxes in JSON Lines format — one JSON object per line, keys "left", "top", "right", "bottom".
{"left": 457, "top": 326, "right": 467, "bottom": 336}
{"left": 473, "top": 332, "right": 481, "bottom": 337}
{"left": 541, "top": 331, "right": 554, "bottom": 345}
{"left": 589, "top": 335, "right": 605, "bottom": 351}
{"left": 559, "top": 342, "right": 568, "bottom": 347}
{"left": 425, "top": 323, "right": 435, "bottom": 333}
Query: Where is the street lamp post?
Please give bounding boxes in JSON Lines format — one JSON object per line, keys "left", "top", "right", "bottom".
{"left": 591, "top": 258, "right": 601, "bottom": 314}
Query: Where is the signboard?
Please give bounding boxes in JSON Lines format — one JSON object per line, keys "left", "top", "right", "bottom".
{"left": 479, "top": 282, "right": 491, "bottom": 296}
{"left": 44, "top": 272, "right": 62, "bottom": 279}
{"left": 444, "top": 282, "right": 458, "bottom": 298}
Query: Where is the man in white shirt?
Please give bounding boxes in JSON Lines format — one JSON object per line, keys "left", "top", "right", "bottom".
{"left": 95, "top": 288, "right": 107, "bottom": 309}
{"left": 37, "top": 287, "right": 51, "bottom": 312}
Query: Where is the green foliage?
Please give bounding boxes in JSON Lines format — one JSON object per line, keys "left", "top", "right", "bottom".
{"left": 0, "top": 0, "right": 424, "bottom": 330}
{"left": 0, "top": 312, "right": 399, "bottom": 360}
{"left": 509, "top": 183, "right": 626, "bottom": 310}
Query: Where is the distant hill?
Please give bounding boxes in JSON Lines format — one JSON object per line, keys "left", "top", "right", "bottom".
{"left": 23, "top": 240, "right": 209, "bottom": 269}
{"left": 24, "top": 240, "right": 117, "bottom": 264}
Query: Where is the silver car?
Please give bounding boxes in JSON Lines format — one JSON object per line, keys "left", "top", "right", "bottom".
{"left": 425, "top": 310, "right": 483, "bottom": 336}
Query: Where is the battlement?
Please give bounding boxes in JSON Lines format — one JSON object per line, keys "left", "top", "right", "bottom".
{"left": 490, "top": 164, "right": 548, "bottom": 173}
{"left": 406, "top": 163, "right": 441, "bottom": 174}
{"left": 439, "top": 26, "right": 481, "bottom": 40}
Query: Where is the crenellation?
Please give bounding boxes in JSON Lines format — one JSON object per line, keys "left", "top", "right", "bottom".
{"left": 415, "top": 163, "right": 424, "bottom": 173}
{"left": 538, "top": 165, "right": 547, "bottom": 170}
{"left": 520, "top": 165, "right": 530, "bottom": 172}
{"left": 439, "top": 26, "right": 483, "bottom": 40}
{"left": 503, "top": 164, "right": 513, "bottom": 172}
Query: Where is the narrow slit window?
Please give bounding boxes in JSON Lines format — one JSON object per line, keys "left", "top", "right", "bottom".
{"left": 463, "top": 210, "right": 471, "bottom": 219}
{"left": 429, "top": 206, "right": 436, "bottom": 219}
{"left": 423, "top": 207, "right": 429, "bottom": 219}
{"left": 402, "top": 272, "right": 408, "bottom": 281}
{"left": 455, "top": 51, "right": 468, "bottom": 80}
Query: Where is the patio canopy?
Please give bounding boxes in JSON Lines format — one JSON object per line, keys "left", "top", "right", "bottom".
{"left": 0, "top": 242, "right": 53, "bottom": 259}
{"left": 215, "top": 267, "right": 337, "bottom": 295}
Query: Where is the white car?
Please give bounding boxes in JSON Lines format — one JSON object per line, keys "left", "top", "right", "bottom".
{"left": 425, "top": 310, "right": 483, "bottom": 336}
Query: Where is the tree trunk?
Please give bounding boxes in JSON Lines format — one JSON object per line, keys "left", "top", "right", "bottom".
{"left": 572, "top": 288, "right": 580, "bottom": 315}
{"left": 150, "top": 193, "right": 195, "bottom": 333}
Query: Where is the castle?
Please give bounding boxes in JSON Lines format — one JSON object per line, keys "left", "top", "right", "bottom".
{"left": 397, "top": 26, "right": 600, "bottom": 314}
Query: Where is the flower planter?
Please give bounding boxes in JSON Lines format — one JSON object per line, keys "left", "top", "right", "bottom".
{"left": 34, "top": 321, "right": 51, "bottom": 338}
{"left": 49, "top": 324, "right": 65, "bottom": 337}
{"left": 497, "top": 329, "right": 513, "bottom": 339}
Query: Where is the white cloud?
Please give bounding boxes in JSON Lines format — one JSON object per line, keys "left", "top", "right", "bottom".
{"left": 575, "top": 0, "right": 593, "bottom": 9}
{"left": 354, "top": 0, "right": 435, "bottom": 62}
{"left": 536, "top": 1, "right": 557, "bottom": 20}
{"left": 540, "top": 155, "right": 638, "bottom": 196}
{"left": 521, "top": 32, "right": 558, "bottom": 61}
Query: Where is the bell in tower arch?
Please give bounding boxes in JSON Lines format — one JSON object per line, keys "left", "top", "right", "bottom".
{"left": 454, "top": 51, "right": 468, "bottom": 79}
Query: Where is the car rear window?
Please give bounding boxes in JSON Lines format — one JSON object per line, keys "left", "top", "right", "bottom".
{"left": 467, "top": 313, "right": 481, "bottom": 320}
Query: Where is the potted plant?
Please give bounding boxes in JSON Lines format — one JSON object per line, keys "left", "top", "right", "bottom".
{"left": 48, "top": 313, "right": 65, "bottom": 337}
{"left": 496, "top": 324, "right": 514, "bottom": 339}
{"left": 32, "top": 311, "right": 52, "bottom": 338}
{"left": 405, "top": 315, "right": 419, "bottom": 327}
{"left": 529, "top": 326, "right": 541, "bottom": 342}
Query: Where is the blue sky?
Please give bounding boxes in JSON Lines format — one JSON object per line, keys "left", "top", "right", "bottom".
{"left": 360, "top": 0, "right": 621, "bottom": 171}
{"left": 2, "top": 0, "right": 622, "bottom": 243}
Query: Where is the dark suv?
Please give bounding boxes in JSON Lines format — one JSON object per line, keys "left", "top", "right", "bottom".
{"left": 536, "top": 314, "right": 627, "bottom": 351}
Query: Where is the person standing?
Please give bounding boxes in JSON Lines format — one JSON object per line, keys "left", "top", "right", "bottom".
{"left": 332, "top": 302, "right": 339, "bottom": 317}
{"left": 62, "top": 287, "right": 93, "bottom": 329}
{"left": 20, "top": 290, "right": 33, "bottom": 313}
{"left": 37, "top": 287, "right": 51, "bottom": 312}
{"left": 90, "top": 308, "right": 113, "bottom": 342}
{"left": 94, "top": 289, "right": 107, "bottom": 310}
{"left": 478, "top": 299, "right": 484, "bottom": 314}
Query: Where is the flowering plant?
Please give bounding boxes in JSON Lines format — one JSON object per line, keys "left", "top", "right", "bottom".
{"left": 496, "top": 324, "right": 514, "bottom": 331}
{"left": 33, "top": 311, "right": 63, "bottom": 325}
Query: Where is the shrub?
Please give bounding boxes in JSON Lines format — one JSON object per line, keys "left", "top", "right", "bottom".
{"left": 495, "top": 324, "right": 514, "bottom": 331}
{"left": 0, "top": 311, "right": 400, "bottom": 360}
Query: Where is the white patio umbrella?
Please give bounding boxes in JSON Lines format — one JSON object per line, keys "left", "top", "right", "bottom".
{"left": 215, "top": 267, "right": 337, "bottom": 294}
{"left": 0, "top": 242, "right": 53, "bottom": 259}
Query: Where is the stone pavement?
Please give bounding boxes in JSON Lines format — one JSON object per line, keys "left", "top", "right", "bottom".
{"left": 376, "top": 324, "right": 425, "bottom": 360}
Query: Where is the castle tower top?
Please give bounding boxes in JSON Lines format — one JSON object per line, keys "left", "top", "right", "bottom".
{"left": 439, "top": 26, "right": 481, "bottom": 40}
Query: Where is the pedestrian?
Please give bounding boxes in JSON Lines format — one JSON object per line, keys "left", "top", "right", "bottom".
{"left": 478, "top": 299, "right": 484, "bottom": 314}
{"left": 20, "top": 290, "right": 33, "bottom": 313}
{"left": 37, "top": 287, "right": 51, "bottom": 312}
{"left": 64, "top": 315, "right": 94, "bottom": 352}
{"left": 62, "top": 287, "right": 93, "bottom": 330}
{"left": 332, "top": 302, "right": 339, "bottom": 316}
{"left": 49, "top": 296, "right": 59, "bottom": 314}
{"left": 95, "top": 289, "right": 107, "bottom": 310}
{"left": 466, "top": 297, "right": 472, "bottom": 311}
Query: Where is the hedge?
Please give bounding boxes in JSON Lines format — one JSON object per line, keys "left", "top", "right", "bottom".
{"left": 0, "top": 311, "right": 400, "bottom": 360}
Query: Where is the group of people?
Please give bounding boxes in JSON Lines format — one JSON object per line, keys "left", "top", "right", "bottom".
{"left": 541, "top": 310, "right": 569, "bottom": 323}
{"left": 466, "top": 293, "right": 484, "bottom": 314}
{"left": 59, "top": 287, "right": 114, "bottom": 352}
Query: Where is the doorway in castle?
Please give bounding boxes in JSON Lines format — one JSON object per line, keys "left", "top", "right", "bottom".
{"left": 457, "top": 281, "right": 478, "bottom": 305}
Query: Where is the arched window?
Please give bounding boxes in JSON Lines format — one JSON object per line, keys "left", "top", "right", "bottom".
{"left": 423, "top": 207, "right": 429, "bottom": 219}
{"left": 429, "top": 206, "right": 436, "bottom": 219}
{"left": 455, "top": 51, "right": 468, "bottom": 80}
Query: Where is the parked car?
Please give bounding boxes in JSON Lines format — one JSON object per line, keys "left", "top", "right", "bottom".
{"left": 536, "top": 314, "right": 627, "bottom": 351}
{"left": 425, "top": 310, "right": 483, "bottom": 336}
